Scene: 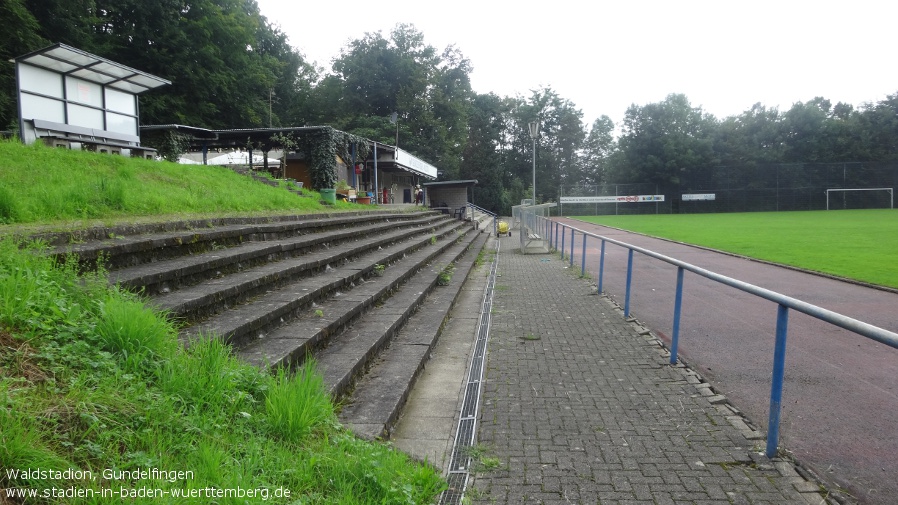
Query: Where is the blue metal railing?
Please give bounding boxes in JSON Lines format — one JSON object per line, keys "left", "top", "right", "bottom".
{"left": 542, "top": 216, "right": 898, "bottom": 458}
{"left": 466, "top": 202, "right": 497, "bottom": 236}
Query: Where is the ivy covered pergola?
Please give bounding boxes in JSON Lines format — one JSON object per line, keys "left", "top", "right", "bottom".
{"left": 141, "top": 125, "right": 369, "bottom": 190}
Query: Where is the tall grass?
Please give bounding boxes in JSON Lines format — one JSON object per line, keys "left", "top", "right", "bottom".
{"left": 0, "top": 139, "right": 359, "bottom": 226}
{"left": 0, "top": 238, "right": 445, "bottom": 503}
{"left": 266, "top": 361, "right": 335, "bottom": 442}
{"left": 575, "top": 209, "right": 898, "bottom": 288}
{"left": 95, "top": 290, "right": 179, "bottom": 372}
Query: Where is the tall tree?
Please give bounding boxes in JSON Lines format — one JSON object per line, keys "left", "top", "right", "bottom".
{"left": 23, "top": 0, "right": 97, "bottom": 50}
{"left": 576, "top": 116, "right": 615, "bottom": 185}
{"left": 15, "top": 0, "right": 310, "bottom": 128}
{"left": 854, "top": 94, "right": 898, "bottom": 161}
{"left": 614, "top": 93, "right": 717, "bottom": 190}
{"left": 460, "top": 93, "right": 510, "bottom": 212}
{"left": 421, "top": 44, "right": 473, "bottom": 179}
{"left": 714, "top": 103, "right": 785, "bottom": 166}
{"left": 0, "top": 0, "right": 46, "bottom": 129}
{"left": 781, "top": 97, "right": 832, "bottom": 162}
{"left": 327, "top": 24, "right": 472, "bottom": 178}
{"left": 507, "top": 87, "right": 585, "bottom": 203}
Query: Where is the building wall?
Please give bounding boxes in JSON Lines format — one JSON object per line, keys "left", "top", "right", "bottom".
{"left": 377, "top": 172, "right": 420, "bottom": 204}
{"left": 426, "top": 187, "right": 469, "bottom": 210}
{"left": 283, "top": 153, "right": 428, "bottom": 203}
{"left": 284, "top": 155, "right": 346, "bottom": 190}
{"left": 284, "top": 160, "right": 312, "bottom": 188}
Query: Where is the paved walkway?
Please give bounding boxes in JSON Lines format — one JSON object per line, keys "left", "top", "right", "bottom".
{"left": 466, "top": 237, "right": 831, "bottom": 504}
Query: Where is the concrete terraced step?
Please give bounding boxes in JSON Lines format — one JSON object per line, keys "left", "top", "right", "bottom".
{"left": 237, "top": 226, "right": 483, "bottom": 374}
{"left": 335, "top": 232, "right": 489, "bottom": 440}
{"left": 469, "top": 209, "right": 496, "bottom": 233}
{"left": 51, "top": 211, "right": 428, "bottom": 269}
{"left": 48, "top": 210, "right": 490, "bottom": 447}
{"left": 149, "top": 217, "right": 465, "bottom": 323}
{"left": 177, "top": 218, "right": 472, "bottom": 348}
{"left": 109, "top": 213, "right": 446, "bottom": 295}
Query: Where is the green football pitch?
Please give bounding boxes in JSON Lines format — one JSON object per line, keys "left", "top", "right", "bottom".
{"left": 572, "top": 209, "right": 898, "bottom": 290}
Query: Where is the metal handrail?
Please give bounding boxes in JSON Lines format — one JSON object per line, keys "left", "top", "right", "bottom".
{"left": 539, "top": 215, "right": 898, "bottom": 458}
{"left": 465, "top": 202, "right": 497, "bottom": 236}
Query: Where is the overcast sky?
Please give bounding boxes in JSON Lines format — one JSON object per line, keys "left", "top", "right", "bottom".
{"left": 255, "top": 0, "right": 898, "bottom": 127}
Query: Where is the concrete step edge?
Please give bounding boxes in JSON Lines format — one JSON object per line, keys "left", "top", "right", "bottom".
{"left": 110, "top": 214, "right": 446, "bottom": 294}
{"left": 51, "top": 212, "right": 434, "bottom": 269}
{"left": 315, "top": 230, "right": 484, "bottom": 399}
{"left": 181, "top": 221, "right": 474, "bottom": 348}
{"left": 336, "top": 232, "right": 489, "bottom": 440}
{"left": 158, "top": 218, "right": 465, "bottom": 321}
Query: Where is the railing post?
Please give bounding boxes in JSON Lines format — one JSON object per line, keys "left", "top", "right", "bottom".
{"left": 550, "top": 219, "right": 554, "bottom": 249}
{"left": 598, "top": 239, "right": 606, "bottom": 294}
{"left": 570, "top": 229, "right": 575, "bottom": 267}
{"left": 670, "top": 267, "right": 685, "bottom": 364}
{"left": 580, "top": 235, "right": 587, "bottom": 277}
{"left": 561, "top": 226, "right": 566, "bottom": 259}
{"left": 766, "top": 304, "right": 790, "bottom": 458}
{"left": 552, "top": 222, "right": 561, "bottom": 251}
{"left": 624, "top": 249, "right": 634, "bottom": 318}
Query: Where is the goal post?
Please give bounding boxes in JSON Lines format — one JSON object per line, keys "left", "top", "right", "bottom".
{"left": 825, "top": 188, "right": 894, "bottom": 210}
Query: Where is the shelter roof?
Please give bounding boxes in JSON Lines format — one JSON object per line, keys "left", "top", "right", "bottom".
{"left": 140, "top": 124, "right": 439, "bottom": 180}
{"left": 422, "top": 179, "right": 478, "bottom": 188}
{"left": 140, "top": 124, "right": 218, "bottom": 139}
{"left": 14, "top": 43, "right": 170, "bottom": 94}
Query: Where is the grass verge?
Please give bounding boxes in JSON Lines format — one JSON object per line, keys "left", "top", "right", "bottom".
{"left": 0, "top": 139, "right": 363, "bottom": 229}
{"left": 0, "top": 237, "right": 445, "bottom": 503}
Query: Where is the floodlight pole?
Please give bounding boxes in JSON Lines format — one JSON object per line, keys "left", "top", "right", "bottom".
{"left": 529, "top": 120, "right": 540, "bottom": 205}
{"left": 391, "top": 112, "right": 399, "bottom": 148}
{"left": 269, "top": 89, "right": 274, "bottom": 128}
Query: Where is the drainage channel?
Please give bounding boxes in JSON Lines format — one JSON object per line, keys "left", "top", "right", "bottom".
{"left": 438, "top": 237, "right": 500, "bottom": 505}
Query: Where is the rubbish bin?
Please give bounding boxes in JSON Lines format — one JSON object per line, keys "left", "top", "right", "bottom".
{"left": 320, "top": 188, "right": 336, "bottom": 204}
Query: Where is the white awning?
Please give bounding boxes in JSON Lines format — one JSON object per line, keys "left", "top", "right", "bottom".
{"left": 14, "top": 43, "right": 170, "bottom": 94}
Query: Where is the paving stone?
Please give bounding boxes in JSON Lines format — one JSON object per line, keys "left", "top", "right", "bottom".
{"left": 467, "top": 241, "right": 828, "bottom": 505}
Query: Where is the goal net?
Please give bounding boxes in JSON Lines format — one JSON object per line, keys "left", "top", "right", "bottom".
{"left": 825, "top": 188, "right": 894, "bottom": 210}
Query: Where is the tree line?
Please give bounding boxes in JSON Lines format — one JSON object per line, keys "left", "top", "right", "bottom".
{"left": 3, "top": 0, "right": 898, "bottom": 214}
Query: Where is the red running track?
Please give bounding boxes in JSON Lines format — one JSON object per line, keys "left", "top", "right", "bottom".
{"left": 553, "top": 218, "right": 898, "bottom": 505}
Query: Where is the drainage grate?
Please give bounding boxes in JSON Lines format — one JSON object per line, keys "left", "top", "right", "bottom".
{"left": 438, "top": 239, "right": 499, "bottom": 505}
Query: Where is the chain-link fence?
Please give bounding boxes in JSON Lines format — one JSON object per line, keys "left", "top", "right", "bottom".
{"left": 560, "top": 162, "right": 898, "bottom": 215}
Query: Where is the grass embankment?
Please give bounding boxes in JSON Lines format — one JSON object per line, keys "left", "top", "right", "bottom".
{"left": 574, "top": 210, "right": 898, "bottom": 289}
{"left": 0, "top": 141, "right": 443, "bottom": 503}
{"left": 0, "top": 139, "right": 357, "bottom": 229}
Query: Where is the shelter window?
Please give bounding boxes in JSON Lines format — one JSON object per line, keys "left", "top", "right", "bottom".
{"left": 20, "top": 93, "right": 64, "bottom": 123}
{"left": 65, "top": 77, "right": 102, "bottom": 107}
{"left": 19, "top": 65, "right": 62, "bottom": 97}
{"left": 105, "top": 88, "right": 136, "bottom": 115}
{"left": 67, "top": 103, "right": 103, "bottom": 129}
{"left": 106, "top": 113, "right": 137, "bottom": 135}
